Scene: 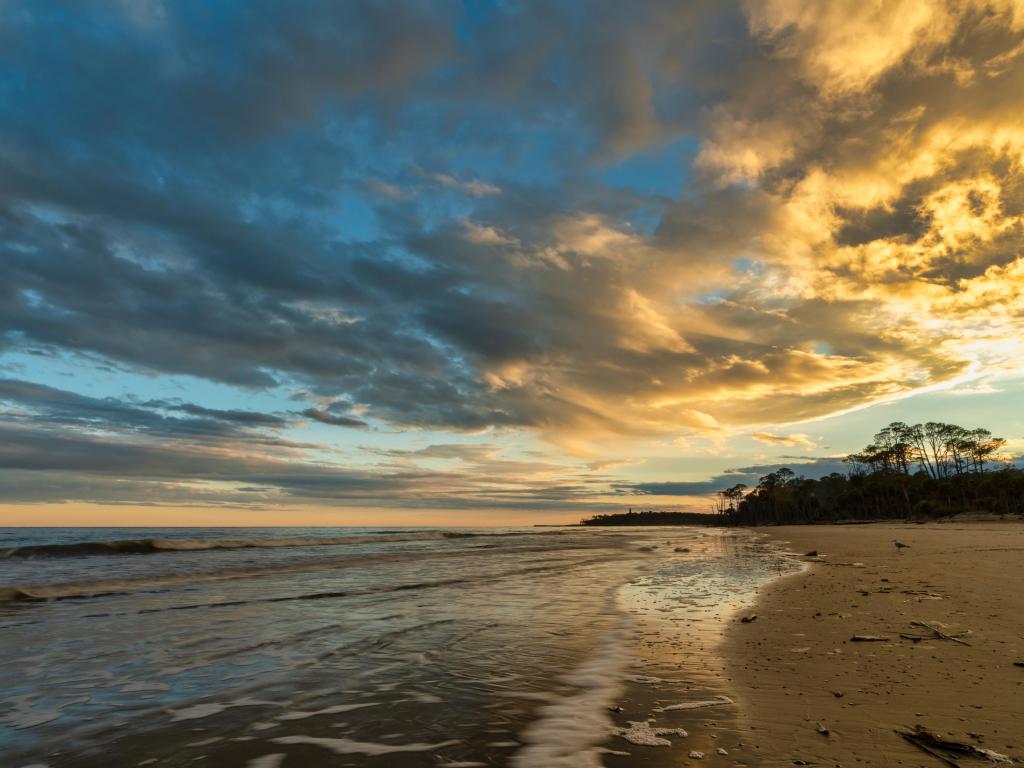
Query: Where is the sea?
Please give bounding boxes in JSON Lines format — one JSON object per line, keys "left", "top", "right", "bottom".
{"left": 0, "top": 526, "right": 798, "bottom": 767}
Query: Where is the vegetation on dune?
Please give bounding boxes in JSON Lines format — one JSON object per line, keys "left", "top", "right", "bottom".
{"left": 581, "top": 421, "right": 1023, "bottom": 527}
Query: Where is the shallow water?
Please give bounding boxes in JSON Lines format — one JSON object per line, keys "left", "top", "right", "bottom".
{"left": 0, "top": 526, "right": 794, "bottom": 767}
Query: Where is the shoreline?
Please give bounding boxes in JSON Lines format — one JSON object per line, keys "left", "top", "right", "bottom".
{"left": 722, "top": 521, "right": 1024, "bottom": 766}
{"left": 599, "top": 529, "right": 797, "bottom": 768}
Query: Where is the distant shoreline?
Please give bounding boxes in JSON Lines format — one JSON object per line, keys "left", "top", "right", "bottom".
{"left": 576, "top": 511, "right": 1023, "bottom": 527}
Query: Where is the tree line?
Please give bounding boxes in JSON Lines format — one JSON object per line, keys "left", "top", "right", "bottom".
{"left": 844, "top": 421, "right": 1006, "bottom": 478}
{"left": 580, "top": 509, "right": 718, "bottom": 527}
{"left": 717, "top": 421, "right": 1021, "bottom": 525}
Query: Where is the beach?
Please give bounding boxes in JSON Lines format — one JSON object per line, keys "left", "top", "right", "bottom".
{"left": 723, "top": 521, "right": 1024, "bottom": 767}
{"left": 2, "top": 522, "right": 1022, "bottom": 767}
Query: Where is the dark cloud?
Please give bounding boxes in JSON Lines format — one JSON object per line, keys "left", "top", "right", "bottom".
{"left": 301, "top": 408, "right": 368, "bottom": 429}
{"left": 174, "top": 403, "right": 290, "bottom": 427}
{"left": 624, "top": 458, "right": 850, "bottom": 496}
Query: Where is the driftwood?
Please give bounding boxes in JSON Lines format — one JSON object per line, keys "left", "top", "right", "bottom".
{"left": 897, "top": 725, "right": 1013, "bottom": 765}
{"left": 850, "top": 634, "right": 890, "bottom": 641}
{"left": 911, "top": 621, "right": 972, "bottom": 646}
{"left": 899, "top": 731, "right": 961, "bottom": 768}
{"left": 901, "top": 629, "right": 971, "bottom": 644}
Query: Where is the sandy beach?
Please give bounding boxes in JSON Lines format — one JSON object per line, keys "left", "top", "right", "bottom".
{"left": 723, "top": 521, "right": 1024, "bottom": 767}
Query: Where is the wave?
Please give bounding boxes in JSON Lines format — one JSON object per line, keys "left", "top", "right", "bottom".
{"left": 0, "top": 539, "right": 609, "bottom": 606}
{"left": 0, "top": 531, "right": 476, "bottom": 559}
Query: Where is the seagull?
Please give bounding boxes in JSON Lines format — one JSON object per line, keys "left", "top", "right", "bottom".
{"left": 892, "top": 539, "right": 911, "bottom": 552}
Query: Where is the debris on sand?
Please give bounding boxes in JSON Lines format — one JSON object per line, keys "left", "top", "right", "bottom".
{"left": 804, "top": 550, "right": 819, "bottom": 557}
{"left": 653, "top": 695, "right": 734, "bottom": 712}
{"left": 897, "top": 725, "right": 1014, "bottom": 765}
{"left": 850, "top": 635, "right": 890, "bottom": 642}
{"left": 688, "top": 750, "right": 705, "bottom": 759}
{"left": 741, "top": 614, "right": 758, "bottom": 623}
{"left": 816, "top": 722, "right": 830, "bottom": 736}
{"left": 674, "top": 547, "right": 691, "bottom": 553}
{"left": 908, "top": 620, "right": 972, "bottom": 646}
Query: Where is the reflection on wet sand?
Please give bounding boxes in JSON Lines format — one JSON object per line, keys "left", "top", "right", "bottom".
{"left": 0, "top": 527, "right": 795, "bottom": 767}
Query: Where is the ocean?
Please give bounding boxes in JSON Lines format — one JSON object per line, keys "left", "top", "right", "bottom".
{"left": 0, "top": 526, "right": 796, "bottom": 767}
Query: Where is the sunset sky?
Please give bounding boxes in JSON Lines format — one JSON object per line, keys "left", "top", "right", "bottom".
{"left": 2, "top": 1, "right": 1024, "bottom": 526}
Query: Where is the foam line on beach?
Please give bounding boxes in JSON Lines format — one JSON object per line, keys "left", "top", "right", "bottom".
{"left": 510, "top": 615, "right": 636, "bottom": 767}
{"left": 270, "top": 735, "right": 461, "bottom": 755}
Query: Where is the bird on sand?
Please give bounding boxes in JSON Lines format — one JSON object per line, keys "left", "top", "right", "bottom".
{"left": 892, "top": 539, "right": 911, "bottom": 552}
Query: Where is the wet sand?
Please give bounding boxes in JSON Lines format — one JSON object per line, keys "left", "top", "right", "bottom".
{"left": 597, "top": 532, "right": 799, "bottom": 768}
{"left": 723, "top": 521, "right": 1024, "bottom": 767}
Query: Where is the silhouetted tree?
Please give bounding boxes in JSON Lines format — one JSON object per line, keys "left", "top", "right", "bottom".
{"left": 713, "top": 419, "right": 1017, "bottom": 525}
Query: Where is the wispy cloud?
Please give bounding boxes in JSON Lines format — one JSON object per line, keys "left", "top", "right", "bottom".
{"left": 751, "top": 432, "right": 817, "bottom": 449}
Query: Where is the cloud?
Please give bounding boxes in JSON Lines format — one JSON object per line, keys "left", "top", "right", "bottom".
{"left": 427, "top": 171, "right": 501, "bottom": 197}
{"left": 171, "top": 403, "right": 290, "bottom": 427}
{"left": 751, "top": 432, "right": 817, "bottom": 448}
{"left": 623, "top": 457, "right": 850, "bottom": 496}
{"left": 0, "top": 378, "right": 288, "bottom": 439}
{"left": 1, "top": 2, "right": 1023, "bottom": 509}
{"left": 301, "top": 408, "right": 368, "bottom": 429}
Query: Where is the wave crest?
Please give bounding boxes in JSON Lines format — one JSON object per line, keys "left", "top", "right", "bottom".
{"left": 1, "top": 531, "right": 469, "bottom": 559}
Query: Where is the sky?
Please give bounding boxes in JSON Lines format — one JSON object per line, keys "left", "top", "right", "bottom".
{"left": 2, "top": 0, "right": 1024, "bottom": 526}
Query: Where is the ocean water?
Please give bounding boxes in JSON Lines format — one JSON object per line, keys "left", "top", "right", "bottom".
{"left": 0, "top": 526, "right": 795, "bottom": 767}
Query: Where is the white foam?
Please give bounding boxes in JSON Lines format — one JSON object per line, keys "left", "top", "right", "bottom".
{"left": 277, "top": 702, "right": 378, "bottom": 720}
{"left": 271, "top": 735, "right": 459, "bottom": 755}
{"left": 510, "top": 619, "right": 633, "bottom": 768}
{"left": 4, "top": 708, "right": 61, "bottom": 729}
{"left": 186, "top": 737, "right": 224, "bottom": 747}
{"left": 168, "top": 697, "right": 275, "bottom": 722}
{"left": 406, "top": 691, "right": 443, "bottom": 704}
{"left": 611, "top": 720, "right": 687, "bottom": 747}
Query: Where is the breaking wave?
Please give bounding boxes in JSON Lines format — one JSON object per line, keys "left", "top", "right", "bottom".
{"left": 1, "top": 531, "right": 478, "bottom": 559}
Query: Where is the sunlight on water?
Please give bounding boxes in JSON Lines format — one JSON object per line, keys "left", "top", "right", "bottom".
{"left": 0, "top": 527, "right": 796, "bottom": 767}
